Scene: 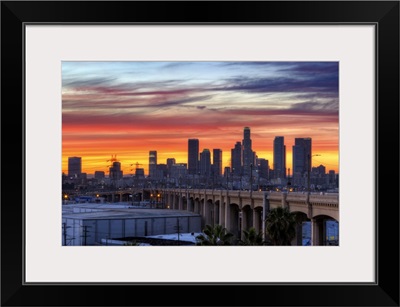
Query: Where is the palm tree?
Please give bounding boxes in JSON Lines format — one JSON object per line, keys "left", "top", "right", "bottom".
{"left": 239, "top": 227, "right": 265, "bottom": 245}
{"left": 265, "top": 207, "right": 297, "bottom": 246}
{"left": 195, "top": 224, "right": 234, "bottom": 245}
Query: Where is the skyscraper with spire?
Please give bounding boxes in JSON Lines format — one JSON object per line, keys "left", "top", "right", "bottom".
{"left": 242, "top": 127, "right": 254, "bottom": 178}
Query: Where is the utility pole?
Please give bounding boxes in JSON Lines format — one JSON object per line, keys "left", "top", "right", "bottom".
{"left": 62, "top": 222, "right": 71, "bottom": 246}
{"left": 174, "top": 218, "right": 182, "bottom": 243}
{"left": 81, "top": 225, "right": 91, "bottom": 246}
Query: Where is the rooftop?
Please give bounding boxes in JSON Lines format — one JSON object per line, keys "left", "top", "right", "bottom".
{"left": 62, "top": 202, "right": 201, "bottom": 220}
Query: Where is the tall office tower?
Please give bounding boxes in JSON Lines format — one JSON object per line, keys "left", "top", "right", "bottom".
{"left": 292, "top": 137, "right": 312, "bottom": 186}
{"left": 212, "top": 149, "right": 222, "bottom": 177}
{"left": 257, "top": 158, "right": 269, "bottom": 179}
{"left": 328, "top": 170, "right": 336, "bottom": 186}
{"left": 156, "top": 164, "right": 167, "bottom": 179}
{"left": 231, "top": 141, "right": 242, "bottom": 176}
{"left": 149, "top": 151, "right": 157, "bottom": 177}
{"left": 273, "top": 136, "right": 286, "bottom": 179}
{"left": 109, "top": 161, "right": 123, "bottom": 180}
{"left": 166, "top": 158, "right": 176, "bottom": 178}
{"left": 242, "top": 127, "right": 254, "bottom": 178}
{"left": 223, "top": 166, "right": 231, "bottom": 178}
{"left": 68, "top": 156, "right": 82, "bottom": 178}
{"left": 188, "top": 139, "right": 199, "bottom": 175}
{"left": 199, "top": 149, "right": 211, "bottom": 177}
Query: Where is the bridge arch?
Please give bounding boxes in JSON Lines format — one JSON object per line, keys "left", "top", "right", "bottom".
{"left": 241, "top": 204, "right": 253, "bottom": 234}
{"left": 214, "top": 200, "right": 221, "bottom": 225}
{"left": 253, "top": 206, "right": 263, "bottom": 234}
{"left": 204, "top": 199, "right": 214, "bottom": 227}
{"left": 227, "top": 203, "right": 240, "bottom": 241}
{"left": 188, "top": 197, "right": 195, "bottom": 212}
{"left": 291, "top": 212, "right": 310, "bottom": 246}
{"left": 121, "top": 192, "right": 131, "bottom": 202}
{"left": 311, "top": 214, "right": 339, "bottom": 246}
{"left": 194, "top": 198, "right": 201, "bottom": 214}
{"left": 182, "top": 196, "right": 188, "bottom": 211}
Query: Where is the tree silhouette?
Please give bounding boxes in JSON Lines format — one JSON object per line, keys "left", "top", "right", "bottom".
{"left": 265, "top": 207, "right": 296, "bottom": 245}
{"left": 195, "top": 224, "right": 234, "bottom": 245}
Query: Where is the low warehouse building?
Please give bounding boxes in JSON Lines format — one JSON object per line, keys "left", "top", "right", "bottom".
{"left": 62, "top": 203, "right": 202, "bottom": 246}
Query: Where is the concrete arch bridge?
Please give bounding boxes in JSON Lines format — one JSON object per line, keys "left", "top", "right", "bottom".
{"left": 163, "top": 189, "right": 339, "bottom": 246}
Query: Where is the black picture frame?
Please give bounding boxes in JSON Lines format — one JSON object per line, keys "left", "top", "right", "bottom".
{"left": 1, "top": 1, "right": 399, "bottom": 306}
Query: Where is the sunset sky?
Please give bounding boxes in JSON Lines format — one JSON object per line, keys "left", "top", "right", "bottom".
{"left": 62, "top": 61, "right": 339, "bottom": 176}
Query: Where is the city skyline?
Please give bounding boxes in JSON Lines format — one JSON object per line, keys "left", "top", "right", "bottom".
{"left": 62, "top": 61, "right": 339, "bottom": 175}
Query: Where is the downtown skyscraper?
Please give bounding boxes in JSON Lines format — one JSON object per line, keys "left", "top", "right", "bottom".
{"left": 242, "top": 127, "right": 254, "bottom": 178}
{"left": 231, "top": 141, "right": 242, "bottom": 176}
{"left": 149, "top": 150, "right": 157, "bottom": 177}
{"left": 273, "top": 136, "right": 286, "bottom": 179}
{"left": 292, "top": 137, "right": 312, "bottom": 186}
{"left": 188, "top": 139, "right": 199, "bottom": 175}
{"left": 68, "top": 156, "right": 82, "bottom": 178}
{"left": 199, "top": 148, "right": 211, "bottom": 177}
{"left": 212, "top": 148, "right": 222, "bottom": 177}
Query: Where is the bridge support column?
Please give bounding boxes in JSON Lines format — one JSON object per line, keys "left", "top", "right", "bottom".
{"left": 169, "top": 194, "right": 173, "bottom": 209}
{"left": 203, "top": 191, "right": 207, "bottom": 218}
{"left": 253, "top": 209, "right": 260, "bottom": 234}
{"left": 224, "top": 195, "right": 230, "bottom": 232}
{"left": 311, "top": 218, "right": 323, "bottom": 246}
{"left": 178, "top": 193, "right": 183, "bottom": 210}
{"left": 219, "top": 197, "right": 225, "bottom": 228}
{"left": 262, "top": 193, "right": 269, "bottom": 241}
{"left": 282, "top": 192, "right": 288, "bottom": 209}
{"left": 295, "top": 222, "right": 303, "bottom": 246}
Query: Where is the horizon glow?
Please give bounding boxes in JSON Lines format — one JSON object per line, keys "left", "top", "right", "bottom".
{"left": 62, "top": 61, "right": 339, "bottom": 176}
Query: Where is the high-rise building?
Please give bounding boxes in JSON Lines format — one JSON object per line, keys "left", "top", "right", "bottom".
{"left": 68, "top": 156, "right": 82, "bottom": 178}
{"left": 212, "top": 149, "right": 222, "bottom": 177}
{"left": 188, "top": 139, "right": 199, "bottom": 175}
{"left": 292, "top": 137, "right": 312, "bottom": 186}
{"left": 109, "top": 161, "right": 123, "bottom": 181}
{"left": 231, "top": 141, "right": 242, "bottom": 176}
{"left": 166, "top": 158, "right": 176, "bottom": 178}
{"left": 199, "top": 149, "right": 211, "bottom": 177}
{"left": 328, "top": 170, "right": 336, "bottom": 187}
{"left": 257, "top": 158, "right": 269, "bottom": 179}
{"left": 273, "top": 136, "right": 286, "bottom": 179}
{"left": 170, "top": 163, "right": 187, "bottom": 182}
{"left": 242, "top": 127, "right": 254, "bottom": 178}
{"left": 149, "top": 150, "right": 157, "bottom": 177}
{"left": 156, "top": 164, "right": 167, "bottom": 179}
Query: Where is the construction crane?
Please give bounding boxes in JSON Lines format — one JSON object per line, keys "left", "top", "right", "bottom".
{"left": 130, "top": 162, "right": 143, "bottom": 171}
{"left": 107, "top": 154, "right": 118, "bottom": 163}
